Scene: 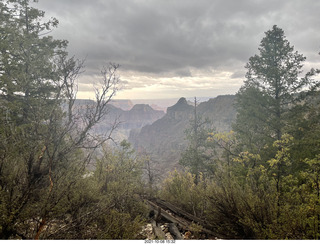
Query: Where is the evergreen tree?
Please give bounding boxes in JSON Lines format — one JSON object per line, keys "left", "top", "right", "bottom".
{"left": 0, "top": 0, "right": 64, "bottom": 122}
{"left": 233, "top": 25, "right": 308, "bottom": 160}
{"left": 179, "top": 98, "right": 212, "bottom": 183}
{"left": 0, "top": 0, "right": 120, "bottom": 239}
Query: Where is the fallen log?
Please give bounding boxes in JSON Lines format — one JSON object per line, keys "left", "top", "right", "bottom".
{"left": 146, "top": 198, "right": 223, "bottom": 239}
{"left": 168, "top": 223, "right": 182, "bottom": 240}
{"left": 151, "top": 220, "right": 166, "bottom": 240}
{"left": 155, "top": 199, "right": 207, "bottom": 226}
{"left": 147, "top": 200, "right": 189, "bottom": 227}
{"left": 154, "top": 199, "right": 217, "bottom": 232}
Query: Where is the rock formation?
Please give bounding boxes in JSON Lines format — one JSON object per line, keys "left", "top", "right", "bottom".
{"left": 129, "top": 95, "right": 237, "bottom": 174}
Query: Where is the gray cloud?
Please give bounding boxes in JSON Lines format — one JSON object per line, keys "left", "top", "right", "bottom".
{"left": 34, "top": 0, "right": 320, "bottom": 98}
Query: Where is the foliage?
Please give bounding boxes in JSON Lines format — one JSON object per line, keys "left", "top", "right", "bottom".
{"left": 189, "top": 222, "right": 203, "bottom": 239}
{"left": 160, "top": 170, "right": 208, "bottom": 218}
{"left": 96, "top": 210, "right": 144, "bottom": 239}
{"left": 207, "top": 130, "right": 238, "bottom": 166}
{"left": 79, "top": 141, "right": 147, "bottom": 240}
{"left": 94, "top": 140, "right": 146, "bottom": 216}
{"left": 170, "top": 134, "right": 320, "bottom": 239}
{"left": 30, "top": 141, "right": 147, "bottom": 239}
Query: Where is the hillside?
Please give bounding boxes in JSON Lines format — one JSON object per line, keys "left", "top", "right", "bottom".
{"left": 128, "top": 95, "right": 236, "bottom": 174}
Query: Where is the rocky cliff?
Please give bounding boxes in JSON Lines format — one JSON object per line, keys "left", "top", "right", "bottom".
{"left": 166, "top": 97, "right": 194, "bottom": 120}
{"left": 197, "top": 95, "right": 236, "bottom": 131}
{"left": 120, "top": 104, "right": 166, "bottom": 130}
{"left": 128, "top": 95, "right": 236, "bottom": 173}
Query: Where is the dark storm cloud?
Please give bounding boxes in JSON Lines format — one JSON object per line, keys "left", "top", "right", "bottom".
{"left": 35, "top": 0, "right": 320, "bottom": 82}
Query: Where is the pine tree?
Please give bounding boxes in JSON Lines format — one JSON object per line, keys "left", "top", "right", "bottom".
{"left": 233, "top": 25, "right": 307, "bottom": 160}
{"left": 179, "top": 98, "right": 212, "bottom": 183}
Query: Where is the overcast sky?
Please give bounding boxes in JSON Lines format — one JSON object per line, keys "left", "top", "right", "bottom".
{"left": 34, "top": 0, "right": 320, "bottom": 100}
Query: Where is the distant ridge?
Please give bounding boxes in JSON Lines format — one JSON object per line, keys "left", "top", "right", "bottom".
{"left": 129, "top": 97, "right": 214, "bottom": 112}
{"left": 72, "top": 99, "right": 165, "bottom": 141}
{"left": 109, "top": 99, "right": 134, "bottom": 110}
